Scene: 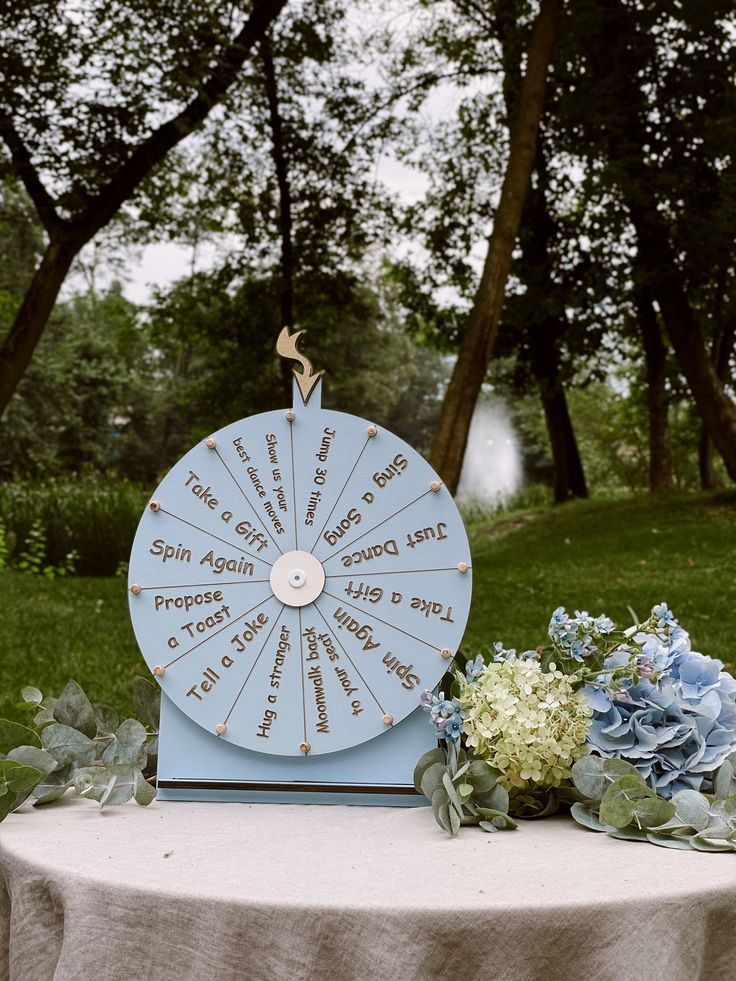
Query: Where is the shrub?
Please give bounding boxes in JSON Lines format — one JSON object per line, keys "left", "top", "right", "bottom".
{"left": 0, "top": 476, "right": 147, "bottom": 576}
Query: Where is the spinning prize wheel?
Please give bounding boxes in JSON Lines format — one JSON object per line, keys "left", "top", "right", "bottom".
{"left": 128, "top": 331, "right": 473, "bottom": 803}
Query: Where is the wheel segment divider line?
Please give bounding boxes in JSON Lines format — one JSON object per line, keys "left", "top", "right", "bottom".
{"left": 162, "top": 592, "right": 275, "bottom": 669}
{"left": 321, "top": 588, "right": 443, "bottom": 653}
{"left": 307, "top": 435, "right": 371, "bottom": 554}
{"left": 312, "top": 598, "right": 387, "bottom": 716}
{"left": 157, "top": 507, "right": 274, "bottom": 568}
{"left": 318, "top": 488, "right": 433, "bottom": 565}
{"left": 221, "top": 605, "right": 285, "bottom": 727}
{"left": 213, "top": 446, "right": 285, "bottom": 555}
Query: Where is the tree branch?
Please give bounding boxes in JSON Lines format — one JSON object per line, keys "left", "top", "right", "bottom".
{"left": 74, "top": 0, "right": 289, "bottom": 239}
{"left": 0, "top": 114, "right": 63, "bottom": 236}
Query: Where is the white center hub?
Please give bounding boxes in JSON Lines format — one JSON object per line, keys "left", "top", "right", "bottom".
{"left": 270, "top": 550, "right": 326, "bottom": 607}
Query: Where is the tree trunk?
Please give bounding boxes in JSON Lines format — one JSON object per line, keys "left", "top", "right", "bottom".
{"left": 540, "top": 376, "right": 588, "bottom": 502}
{"left": 430, "top": 0, "right": 562, "bottom": 493}
{"left": 632, "top": 213, "right": 736, "bottom": 483}
{"left": 530, "top": 327, "right": 588, "bottom": 502}
{"left": 699, "top": 316, "right": 735, "bottom": 489}
{"left": 0, "top": 235, "right": 79, "bottom": 411}
{"left": 0, "top": 0, "right": 287, "bottom": 419}
{"left": 582, "top": 0, "right": 736, "bottom": 484}
{"left": 636, "top": 285, "right": 674, "bottom": 493}
{"left": 260, "top": 36, "right": 295, "bottom": 403}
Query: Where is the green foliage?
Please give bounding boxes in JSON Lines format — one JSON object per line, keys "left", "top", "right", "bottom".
{"left": 414, "top": 742, "right": 517, "bottom": 837}
{"left": 570, "top": 754, "right": 736, "bottom": 852}
{"left": 14, "top": 519, "right": 76, "bottom": 579}
{"left": 0, "top": 476, "right": 146, "bottom": 575}
{"left": 16, "top": 519, "right": 45, "bottom": 575}
{"left": 0, "top": 519, "right": 9, "bottom": 570}
{"left": 0, "top": 678, "right": 159, "bottom": 824}
{"left": 147, "top": 270, "right": 448, "bottom": 459}
{"left": 0, "top": 283, "right": 160, "bottom": 482}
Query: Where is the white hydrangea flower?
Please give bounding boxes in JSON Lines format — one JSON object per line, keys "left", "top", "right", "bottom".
{"left": 459, "top": 658, "right": 592, "bottom": 790}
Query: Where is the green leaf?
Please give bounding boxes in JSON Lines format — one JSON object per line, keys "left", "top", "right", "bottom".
{"left": 102, "top": 718, "right": 147, "bottom": 767}
{"left": 476, "top": 783, "right": 509, "bottom": 813}
{"left": 478, "top": 820, "right": 497, "bottom": 833}
{"left": 442, "top": 770, "right": 465, "bottom": 819}
{"left": 21, "top": 686, "right": 43, "bottom": 704}
{"left": 466, "top": 759, "right": 499, "bottom": 793}
{"left": 0, "top": 794, "right": 15, "bottom": 822}
{"left": 689, "top": 836, "right": 736, "bottom": 853}
{"left": 7, "top": 745, "right": 58, "bottom": 772}
{"left": 41, "top": 724, "right": 96, "bottom": 767}
{"left": 476, "top": 806, "right": 516, "bottom": 829}
{"left": 453, "top": 761, "right": 470, "bottom": 781}
{"left": 570, "top": 801, "right": 610, "bottom": 832}
{"left": 694, "top": 823, "right": 732, "bottom": 841}
{"left": 714, "top": 760, "right": 734, "bottom": 801}
{"left": 0, "top": 719, "right": 41, "bottom": 753}
{"left": 431, "top": 788, "right": 452, "bottom": 835}
{"left": 33, "top": 764, "right": 73, "bottom": 804}
{"left": 607, "top": 825, "right": 649, "bottom": 841}
{"left": 571, "top": 755, "right": 606, "bottom": 801}
{"left": 722, "top": 795, "right": 736, "bottom": 817}
{"left": 599, "top": 775, "right": 655, "bottom": 828}
{"left": 0, "top": 761, "right": 43, "bottom": 794}
{"left": 33, "top": 697, "right": 57, "bottom": 726}
{"left": 448, "top": 805, "right": 461, "bottom": 836}
{"left": 133, "top": 676, "right": 160, "bottom": 731}
{"left": 74, "top": 766, "right": 112, "bottom": 802}
{"left": 646, "top": 833, "right": 694, "bottom": 850}
{"left": 671, "top": 789, "right": 711, "bottom": 832}
{"left": 457, "top": 782, "right": 473, "bottom": 797}
{"left": 420, "top": 762, "right": 448, "bottom": 801}
{"left": 413, "top": 747, "right": 444, "bottom": 794}
{"left": 99, "top": 764, "right": 136, "bottom": 808}
{"left": 93, "top": 704, "right": 119, "bottom": 736}
{"left": 602, "top": 758, "right": 643, "bottom": 780}
{"left": 133, "top": 769, "right": 155, "bottom": 806}
{"left": 53, "top": 680, "right": 97, "bottom": 738}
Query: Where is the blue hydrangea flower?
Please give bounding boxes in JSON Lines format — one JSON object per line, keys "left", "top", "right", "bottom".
{"left": 585, "top": 610, "right": 736, "bottom": 797}
{"left": 678, "top": 652, "right": 722, "bottom": 701}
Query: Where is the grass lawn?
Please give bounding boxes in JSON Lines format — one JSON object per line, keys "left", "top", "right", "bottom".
{"left": 464, "top": 490, "right": 736, "bottom": 661}
{"left": 1, "top": 490, "right": 734, "bottom": 725}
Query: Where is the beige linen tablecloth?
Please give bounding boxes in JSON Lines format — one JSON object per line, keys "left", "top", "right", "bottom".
{"left": 1, "top": 796, "right": 736, "bottom": 981}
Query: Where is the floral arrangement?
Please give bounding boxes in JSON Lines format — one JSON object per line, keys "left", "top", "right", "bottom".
{"left": 415, "top": 604, "right": 736, "bottom": 851}
{"left": 0, "top": 678, "right": 159, "bottom": 823}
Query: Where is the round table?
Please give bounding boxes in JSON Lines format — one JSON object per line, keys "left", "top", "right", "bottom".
{"left": 1, "top": 797, "right": 736, "bottom": 981}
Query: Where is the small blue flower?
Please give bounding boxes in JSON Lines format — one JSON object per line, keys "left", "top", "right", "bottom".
{"left": 419, "top": 690, "right": 434, "bottom": 709}
{"left": 492, "top": 642, "right": 517, "bottom": 662}
{"left": 570, "top": 636, "right": 594, "bottom": 661}
{"left": 594, "top": 615, "right": 615, "bottom": 635}
{"left": 652, "top": 602, "right": 677, "bottom": 632}
{"left": 465, "top": 654, "right": 485, "bottom": 682}
{"left": 443, "top": 714, "right": 465, "bottom": 741}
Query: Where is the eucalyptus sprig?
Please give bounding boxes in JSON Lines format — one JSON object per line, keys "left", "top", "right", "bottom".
{"left": 414, "top": 740, "right": 517, "bottom": 837}
{"left": 0, "top": 677, "right": 160, "bottom": 822}
{"left": 570, "top": 754, "right": 736, "bottom": 852}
